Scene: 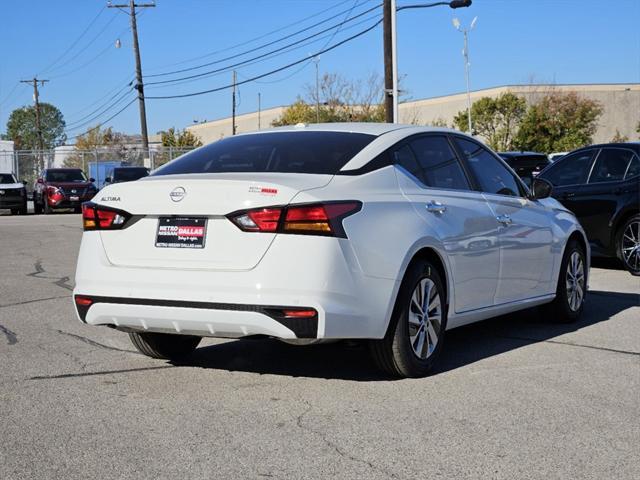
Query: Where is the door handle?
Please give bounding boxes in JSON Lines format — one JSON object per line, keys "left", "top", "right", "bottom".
{"left": 496, "top": 214, "right": 513, "bottom": 226}
{"left": 426, "top": 201, "right": 446, "bottom": 214}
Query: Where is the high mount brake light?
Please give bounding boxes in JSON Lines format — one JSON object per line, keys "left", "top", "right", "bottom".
{"left": 82, "top": 202, "right": 130, "bottom": 231}
{"left": 227, "top": 201, "right": 361, "bottom": 238}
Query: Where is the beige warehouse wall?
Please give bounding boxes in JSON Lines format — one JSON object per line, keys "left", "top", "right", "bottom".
{"left": 186, "top": 84, "right": 640, "bottom": 149}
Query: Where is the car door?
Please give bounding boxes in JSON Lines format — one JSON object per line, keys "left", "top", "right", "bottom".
{"left": 538, "top": 148, "right": 598, "bottom": 217}
{"left": 393, "top": 134, "right": 501, "bottom": 313}
{"left": 577, "top": 147, "right": 640, "bottom": 254}
{"left": 452, "top": 136, "right": 556, "bottom": 304}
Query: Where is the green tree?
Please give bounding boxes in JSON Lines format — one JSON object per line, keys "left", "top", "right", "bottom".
{"left": 272, "top": 72, "right": 385, "bottom": 126}
{"left": 5, "top": 103, "right": 66, "bottom": 150}
{"left": 515, "top": 92, "right": 603, "bottom": 152}
{"left": 160, "top": 127, "right": 203, "bottom": 148}
{"left": 453, "top": 92, "right": 527, "bottom": 151}
{"left": 64, "top": 124, "right": 133, "bottom": 168}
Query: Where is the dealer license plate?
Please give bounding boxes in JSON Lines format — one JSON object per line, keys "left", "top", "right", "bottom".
{"left": 155, "top": 217, "right": 207, "bottom": 249}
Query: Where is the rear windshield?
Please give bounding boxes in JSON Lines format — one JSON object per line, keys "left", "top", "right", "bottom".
{"left": 46, "top": 170, "right": 87, "bottom": 182}
{"left": 0, "top": 174, "right": 17, "bottom": 184}
{"left": 115, "top": 168, "right": 149, "bottom": 181}
{"left": 153, "top": 131, "right": 376, "bottom": 176}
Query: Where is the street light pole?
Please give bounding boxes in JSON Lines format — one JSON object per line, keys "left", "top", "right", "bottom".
{"left": 386, "top": 0, "right": 472, "bottom": 123}
{"left": 453, "top": 16, "right": 477, "bottom": 133}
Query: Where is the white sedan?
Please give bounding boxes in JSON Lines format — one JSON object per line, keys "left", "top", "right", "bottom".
{"left": 73, "top": 123, "right": 588, "bottom": 377}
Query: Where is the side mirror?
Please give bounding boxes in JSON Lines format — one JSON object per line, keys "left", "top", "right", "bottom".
{"left": 531, "top": 177, "right": 553, "bottom": 200}
{"left": 104, "top": 177, "right": 111, "bottom": 183}
{"left": 89, "top": 177, "right": 96, "bottom": 183}
{"left": 36, "top": 178, "right": 44, "bottom": 184}
{"left": 21, "top": 180, "right": 27, "bottom": 186}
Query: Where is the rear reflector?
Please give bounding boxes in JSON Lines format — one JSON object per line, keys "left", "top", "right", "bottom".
{"left": 228, "top": 201, "right": 361, "bottom": 238}
{"left": 281, "top": 309, "right": 317, "bottom": 318}
{"left": 74, "top": 296, "right": 93, "bottom": 306}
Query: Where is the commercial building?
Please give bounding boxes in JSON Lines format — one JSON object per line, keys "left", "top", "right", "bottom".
{"left": 186, "top": 83, "right": 640, "bottom": 148}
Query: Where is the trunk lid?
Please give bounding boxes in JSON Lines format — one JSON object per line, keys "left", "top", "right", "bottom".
{"left": 96, "top": 173, "right": 331, "bottom": 271}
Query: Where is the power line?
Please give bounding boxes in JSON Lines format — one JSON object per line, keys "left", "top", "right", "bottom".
{"left": 64, "top": 77, "right": 134, "bottom": 120}
{"left": 65, "top": 97, "right": 137, "bottom": 142}
{"left": 146, "top": 18, "right": 383, "bottom": 100}
{"left": 38, "top": 6, "right": 107, "bottom": 75}
{"left": 149, "top": 10, "right": 382, "bottom": 91}
{"left": 144, "top": 0, "right": 378, "bottom": 80}
{"left": 145, "top": 2, "right": 382, "bottom": 87}
{"left": 143, "top": 0, "right": 358, "bottom": 73}
{"left": 65, "top": 86, "right": 135, "bottom": 129}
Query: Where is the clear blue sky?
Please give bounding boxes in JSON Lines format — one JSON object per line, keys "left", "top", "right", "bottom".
{"left": 1, "top": 0, "right": 638, "bottom": 142}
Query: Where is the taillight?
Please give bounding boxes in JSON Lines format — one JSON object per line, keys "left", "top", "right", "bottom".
{"left": 228, "top": 201, "right": 361, "bottom": 238}
{"left": 82, "top": 202, "right": 130, "bottom": 231}
{"left": 47, "top": 186, "right": 64, "bottom": 204}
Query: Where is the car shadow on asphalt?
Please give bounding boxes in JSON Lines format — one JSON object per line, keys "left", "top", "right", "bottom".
{"left": 172, "top": 290, "right": 639, "bottom": 381}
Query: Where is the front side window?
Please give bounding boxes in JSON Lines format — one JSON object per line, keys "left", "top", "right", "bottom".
{"left": 589, "top": 149, "right": 635, "bottom": 184}
{"left": 541, "top": 150, "right": 595, "bottom": 187}
{"left": 453, "top": 137, "right": 520, "bottom": 196}
{"left": 409, "top": 136, "right": 470, "bottom": 191}
{"left": 153, "top": 131, "right": 376, "bottom": 176}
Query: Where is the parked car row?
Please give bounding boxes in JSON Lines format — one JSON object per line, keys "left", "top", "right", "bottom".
{"left": 0, "top": 166, "right": 150, "bottom": 216}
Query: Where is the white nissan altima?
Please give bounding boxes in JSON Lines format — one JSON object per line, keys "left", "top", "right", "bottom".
{"left": 73, "top": 123, "right": 589, "bottom": 377}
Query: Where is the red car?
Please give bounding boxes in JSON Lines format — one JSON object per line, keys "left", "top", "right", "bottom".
{"left": 33, "top": 168, "right": 97, "bottom": 214}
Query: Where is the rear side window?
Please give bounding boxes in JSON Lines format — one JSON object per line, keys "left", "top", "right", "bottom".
{"left": 625, "top": 155, "right": 640, "bottom": 179}
{"left": 453, "top": 137, "right": 520, "bottom": 196}
{"left": 153, "top": 131, "right": 375, "bottom": 176}
{"left": 393, "top": 145, "right": 422, "bottom": 181}
{"left": 589, "top": 149, "right": 635, "bottom": 184}
{"left": 408, "top": 136, "right": 470, "bottom": 190}
{"left": 541, "top": 150, "right": 595, "bottom": 186}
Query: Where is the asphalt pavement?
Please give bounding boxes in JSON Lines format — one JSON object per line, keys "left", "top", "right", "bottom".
{"left": 1, "top": 212, "right": 638, "bottom": 480}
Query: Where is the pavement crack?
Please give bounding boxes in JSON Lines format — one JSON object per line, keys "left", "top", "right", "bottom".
{"left": 497, "top": 335, "right": 640, "bottom": 357}
{"left": 0, "top": 324, "right": 18, "bottom": 345}
{"left": 29, "top": 365, "right": 173, "bottom": 380}
{"left": 26, "top": 260, "right": 74, "bottom": 291}
{"left": 0, "top": 294, "right": 70, "bottom": 309}
{"left": 54, "top": 329, "right": 140, "bottom": 355}
{"left": 295, "top": 400, "right": 400, "bottom": 479}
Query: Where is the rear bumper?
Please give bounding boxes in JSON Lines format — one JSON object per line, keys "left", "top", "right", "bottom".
{"left": 73, "top": 232, "right": 399, "bottom": 340}
{"left": 0, "top": 198, "right": 26, "bottom": 209}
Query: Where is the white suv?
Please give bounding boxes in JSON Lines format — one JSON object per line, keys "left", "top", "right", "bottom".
{"left": 73, "top": 124, "right": 588, "bottom": 377}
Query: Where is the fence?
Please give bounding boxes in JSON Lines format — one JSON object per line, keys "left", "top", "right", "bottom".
{"left": 0, "top": 147, "right": 196, "bottom": 189}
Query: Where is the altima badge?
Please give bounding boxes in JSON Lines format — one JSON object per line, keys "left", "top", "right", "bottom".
{"left": 170, "top": 186, "right": 186, "bottom": 202}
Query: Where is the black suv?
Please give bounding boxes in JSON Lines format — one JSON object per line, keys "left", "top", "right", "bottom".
{"left": 538, "top": 142, "right": 640, "bottom": 275}
{"left": 0, "top": 173, "right": 28, "bottom": 215}
{"left": 498, "top": 151, "right": 550, "bottom": 187}
{"left": 103, "top": 166, "right": 149, "bottom": 187}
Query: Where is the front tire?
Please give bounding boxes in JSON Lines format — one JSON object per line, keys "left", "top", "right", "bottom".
{"left": 543, "top": 239, "right": 587, "bottom": 323}
{"left": 129, "top": 332, "right": 201, "bottom": 360}
{"left": 617, "top": 214, "right": 640, "bottom": 276}
{"left": 370, "top": 259, "right": 447, "bottom": 378}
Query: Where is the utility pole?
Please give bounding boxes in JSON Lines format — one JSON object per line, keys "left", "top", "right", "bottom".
{"left": 108, "top": 1, "right": 154, "bottom": 155}
{"left": 232, "top": 70, "right": 237, "bottom": 135}
{"left": 453, "top": 15, "right": 478, "bottom": 134}
{"left": 382, "top": 0, "right": 393, "bottom": 123}
{"left": 312, "top": 56, "right": 321, "bottom": 123}
{"left": 257, "top": 92, "right": 261, "bottom": 130}
{"left": 20, "top": 78, "right": 48, "bottom": 170}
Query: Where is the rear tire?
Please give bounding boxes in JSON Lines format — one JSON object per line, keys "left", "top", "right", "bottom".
{"left": 617, "top": 214, "right": 640, "bottom": 276}
{"left": 369, "top": 259, "right": 447, "bottom": 378}
{"left": 129, "top": 332, "right": 201, "bottom": 360}
{"left": 543, "top": 239, "right": 586, "bottom": 323}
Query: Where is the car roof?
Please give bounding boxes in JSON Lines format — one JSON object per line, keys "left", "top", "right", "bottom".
{"left": 575, "top": 142, "right": 640, "bottom": 150}
{"left": 246, "top": 122, "right": 460, "bottom": 137}
{"left": 499, "top": 151, "right": 547, "bottom": 156}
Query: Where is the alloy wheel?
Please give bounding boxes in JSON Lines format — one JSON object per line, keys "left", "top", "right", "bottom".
{"left": 408, "top": 277, "right": 442, "bottom": 359}
{"left": 621, "top": 220, "right": 640, "bottom": 272}
{"left": 565, "top": 251, "right": 585, "bottom": 312}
